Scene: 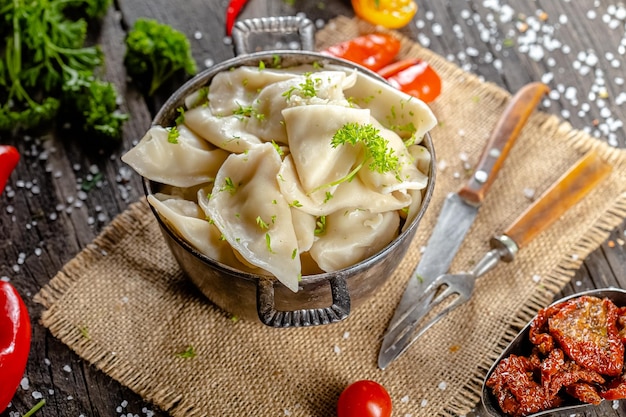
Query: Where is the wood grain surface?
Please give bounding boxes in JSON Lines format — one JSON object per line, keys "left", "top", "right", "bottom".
{"left": 1, "top": 1, "right": 625, "bottom": 416}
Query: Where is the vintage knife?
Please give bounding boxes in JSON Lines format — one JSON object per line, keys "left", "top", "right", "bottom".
{"left": 378, "top": 82, "right": 549, "bottom": 370}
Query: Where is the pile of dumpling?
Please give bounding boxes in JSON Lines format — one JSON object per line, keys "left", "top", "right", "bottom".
{"left": 122, "top": 62, "right": 437, "bottom": 292}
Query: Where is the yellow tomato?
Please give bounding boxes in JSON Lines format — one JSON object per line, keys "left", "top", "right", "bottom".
{"left": 351, "top": 0, "right": 418, "bottom": 29}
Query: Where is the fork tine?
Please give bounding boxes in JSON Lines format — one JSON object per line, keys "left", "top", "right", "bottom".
{"left": 383, "top": 278, "right": 444, "bottom": 337}
{"left": 389, "top": 294, "right": 470, "bottom": 360}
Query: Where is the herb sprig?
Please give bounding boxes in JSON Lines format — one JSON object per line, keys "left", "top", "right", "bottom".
{"left": 310, "top": 122, "right": 400, "bottom": 193}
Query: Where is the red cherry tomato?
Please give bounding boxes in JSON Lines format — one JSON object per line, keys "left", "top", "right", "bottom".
{"left": 337, "top": 380, "right": 392, "bottom": 417}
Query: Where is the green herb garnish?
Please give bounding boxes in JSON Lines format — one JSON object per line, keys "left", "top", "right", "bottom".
{"left": 221, "top": 177, "right": 237, "bottom": 194}
{"left": 175, "top": 107, "right": 185, "bottom": 125}
{"left": 314, "top": 215, "right": 327, "bottom": 235}
{"left": 167, "top": 126, "right": 180, "bottom": 143}
{"left": 256, "top": 216, "right": 270, "bottom": 230}
{"left": 330, "top": 122, "right": 399, "bottom": 184}
{"left": 175, "top": 345, "right": 197, "bottom": 359}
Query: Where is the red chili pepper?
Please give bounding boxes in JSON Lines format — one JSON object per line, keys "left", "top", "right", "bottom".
{"left": 378, "top": 58, "right": 442, "bottom": 103}
{"left": 0, "top": 145, "right": 20, "bottom": 195}
{"left": 225, "top": 0, "right": 250, "bottom": 36}
{"left": 322, "top": 33, "right": 401, "bottom": 72}
{"left": 0, "top": 281, "right": 32, "bottom": 413}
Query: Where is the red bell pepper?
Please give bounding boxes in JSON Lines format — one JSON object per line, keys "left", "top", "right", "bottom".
{"left": 322, "top": 33, "right": 401, "bottom": 72}
{"left": 0, "top": 281, "right": 32, "bottom": 413}
{"left": 377, "top": 58, "right": 442, "bottom": 103}
{"left": 0, "top": 145, "right": 20, "bottom": 195}
{"left": 225, "top": 0, "right": 250, "bottom": 36}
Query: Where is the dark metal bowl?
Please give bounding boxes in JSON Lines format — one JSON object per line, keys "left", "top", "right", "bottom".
{"left": 142, "top": 16, "right": 437, "bottom": 327}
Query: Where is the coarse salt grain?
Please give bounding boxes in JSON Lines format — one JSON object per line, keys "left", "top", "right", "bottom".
{"left": 532, "top": 274, "right": 541, "bottom": 283}
{"left": 20, "top": 377, "right": 29, "bottom": 390}
{"left": 401, "top": 395, "right": 409, "bottom": 403}
{"left": 32, "top": 391, "right": 43, "bottom": 400}
{"left": 63, "top": 364, "right": 72, "bottom": 373}
{"left": 420, "top": 399, "right": 428, "bottom": 407}
{"left": 438, "top": 381, "right": 447, "bottom": 390}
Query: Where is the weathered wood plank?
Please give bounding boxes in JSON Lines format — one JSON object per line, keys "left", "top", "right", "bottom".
{"left": 1, "top": 1, "right": 624, "bottom": 416}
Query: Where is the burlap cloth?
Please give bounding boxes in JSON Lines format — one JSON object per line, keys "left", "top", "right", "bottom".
{"left": 35, "top": 16, "right": 626, "bottom": 417}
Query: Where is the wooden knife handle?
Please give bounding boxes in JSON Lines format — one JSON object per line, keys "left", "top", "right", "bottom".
{"left": 458, "top": 82, "right": 549, "bottom": 206}
{"left": 504, "top": 150, "right": 612, "bottom": 249}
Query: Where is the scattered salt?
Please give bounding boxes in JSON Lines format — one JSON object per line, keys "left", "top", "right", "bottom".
{"left": 62, "top": 364, "right": 72, "bottom": 373}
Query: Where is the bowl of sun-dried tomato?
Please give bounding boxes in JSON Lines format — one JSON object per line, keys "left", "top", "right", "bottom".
{"left": 482, "top": 288, "right": 626, "bottom": 417}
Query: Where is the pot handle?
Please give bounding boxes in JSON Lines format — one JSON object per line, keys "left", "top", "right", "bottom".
{"left": 231, "top": 16, "right": 316, "bottom": 55}
{"left": 257, "top": 276, "right": 351, "bottom": 327}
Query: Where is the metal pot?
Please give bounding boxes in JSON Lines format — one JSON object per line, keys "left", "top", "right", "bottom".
{"left": 143, "top": 16, "right": 436, "bottom": 327}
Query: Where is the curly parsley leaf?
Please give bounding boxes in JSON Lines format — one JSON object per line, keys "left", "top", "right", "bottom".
{"left": 124, "top": 18, "right": 197, "bottom": 96}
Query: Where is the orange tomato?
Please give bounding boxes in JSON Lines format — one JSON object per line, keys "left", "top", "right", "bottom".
{"left": 351, "top": 0, "right": 418, "bottom": 29}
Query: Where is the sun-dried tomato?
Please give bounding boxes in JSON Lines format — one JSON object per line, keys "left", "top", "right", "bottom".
{"left": 486, "top": 354, "right": 559, "bottom": 417}
{"left": 529, "top": 301, "right": 564, "bottom": 354}
{"left": 567, "top": 383, "right": 603, "bottom": 405}
{"left": 489, "top": 295, "right": 626, "bottom": 416}
{"left": 540, "top": 348, "right": 605, "bottom": 400}
{"left": 602, "top": 373, "right": 626, "bottom": 400}
{"left": 549, "top": 296, "right": 624, "bottom": 376}
{"left": 616, "top": 306, "right": 626, "bottom": 344}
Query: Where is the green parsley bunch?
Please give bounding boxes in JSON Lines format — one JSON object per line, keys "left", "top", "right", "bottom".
{"left": 0, "top": 0, "right": 128, "bottom": 140}
{"left": 124, "top": 18, "right": 197, "bottom": 96}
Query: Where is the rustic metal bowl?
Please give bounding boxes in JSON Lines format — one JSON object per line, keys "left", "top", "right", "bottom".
{"left": 142, "top": 16, "right": 436, "bottom": 327}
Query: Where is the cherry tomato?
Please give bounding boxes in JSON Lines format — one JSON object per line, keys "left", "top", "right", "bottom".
{"left": 351, "top": 0, "right": 418, "bottom": 29}
{"left": 337, "top": 380, "right": 392, "bottom": 417}
{"left": 379, "top": 58, "right": 442, "bottom": 103}
{"left": 323, "top": 33, "right": 400, "bottom": 72}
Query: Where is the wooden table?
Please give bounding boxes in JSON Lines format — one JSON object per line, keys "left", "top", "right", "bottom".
{"left": 1, "top": 0, "right": 624, "bottom": 416}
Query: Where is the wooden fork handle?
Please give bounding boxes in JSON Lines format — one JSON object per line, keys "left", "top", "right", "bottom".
{"left": 458, "top": 82, "right": 549, "bottom": 205}
{"left": 502, "top": 150, "right": 612, "bottom": 249}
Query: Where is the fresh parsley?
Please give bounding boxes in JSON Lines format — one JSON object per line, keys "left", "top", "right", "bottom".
{"left": 167, "top": 126, "right": 180, "bottom": 144}
{"left": 124, "top": 18, "right": 197, "bottom": 96}
{"left": 328, "top": 122, "right": 399, "bottom": 185}
{"left": 0, "top": 0, "right": 128, "bottom": 140}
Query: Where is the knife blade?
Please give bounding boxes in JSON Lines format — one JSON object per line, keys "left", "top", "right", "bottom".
{"left": 378, "top": 82, "right": 549, "bottom": 370}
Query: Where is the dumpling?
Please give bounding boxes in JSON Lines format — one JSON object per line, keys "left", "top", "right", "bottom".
{"left": 401, "top": 144, "right": 432, "bottom": 231}
{"left": 233, "top": 70, "right": 357, "bottom": 145}
{"left": 282, "top": 105, "right": 369, "bottom": 198}
{"left": 207, "top": 66, "right": 298, "bottom": 116}
{"left": 290, "top": 207, "right": 317, "bottom": 252}
{"left": 198, "top": 142, "right": 301, "bottom": 292}
{"left": 147, "top": 193, "right": 263, "bottom": 273}
{"left": 121, "top": 125, "right": 229, "bottom": 187}
{"left": 357, "top": 118, "right": 429, "bottom": 195}
{"left": 309, "top": 208, "right": 400, "bottom": 272}
{"left": 344, "top": 71, "right": 437, "bottom": 143}
{"left": 184, "top": 106, "right": 263, "bottom": 153}
{"left": 278, "top": 154, "right": 411, "bottom": 216}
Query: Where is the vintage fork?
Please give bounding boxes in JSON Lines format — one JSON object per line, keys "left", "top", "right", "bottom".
{"left": 382, "top": 149, "right": 612, "bottom": 357}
